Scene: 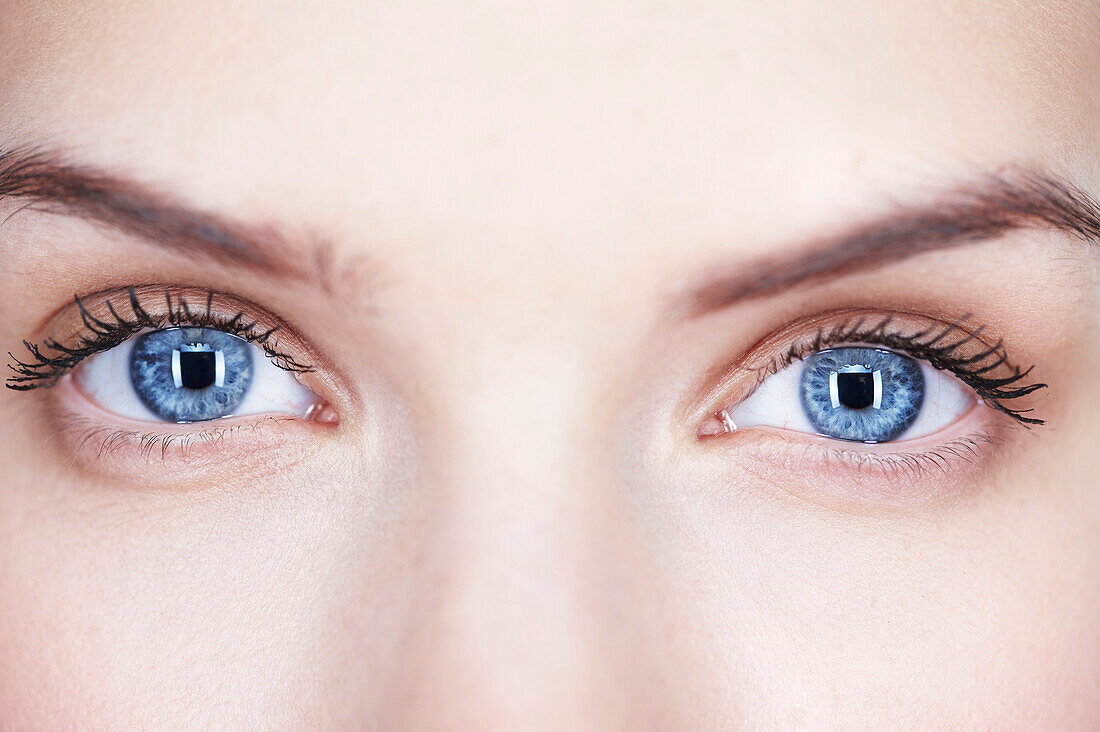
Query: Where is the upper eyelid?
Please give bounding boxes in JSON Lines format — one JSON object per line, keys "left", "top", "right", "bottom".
{"left": 6, "top": 285, "right": 316, "bottom": 391}
{"left": 773, "top": 318, "right": 1047, "bottom": 426}
{"left": 690, "top": 309, "right": 1046, "bottom": 428}
{"left": 749, "top": 314, "right": 989, "bottom": 380}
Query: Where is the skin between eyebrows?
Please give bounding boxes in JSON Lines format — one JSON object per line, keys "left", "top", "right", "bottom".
{"left": 4, "top": 149, "right": 1098, "bottom": 320}
{"left": 0, "top": 147, "right": 343, "bottom": 287}
{"left": 685, "top": 166, "right": 1100, "bottom": 317}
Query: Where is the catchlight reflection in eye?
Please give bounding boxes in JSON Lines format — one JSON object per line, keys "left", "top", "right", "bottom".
{"left": 725, "top": 347, "right": 975, "bottom": 443}
{"left": 74, "top": 327, "right": 321, "bottom": 423}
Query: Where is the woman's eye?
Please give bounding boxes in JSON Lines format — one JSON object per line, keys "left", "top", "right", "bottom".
{"left": 73, "top": 327, "right": 321, "bottom": 423}
{"left": 727, "top": 347, "right": 976, "bottom": 443}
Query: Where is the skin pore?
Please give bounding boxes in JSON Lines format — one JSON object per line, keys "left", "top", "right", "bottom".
{"left": 0, "top": 0, "right": 1098, "bottom": 728}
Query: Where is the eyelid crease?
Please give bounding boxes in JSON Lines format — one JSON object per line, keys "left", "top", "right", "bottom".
{"left": 6, "top": 285, "right": 315, "bottom": 391}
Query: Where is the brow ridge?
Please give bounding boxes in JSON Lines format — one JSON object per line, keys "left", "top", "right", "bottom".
{"left": 0, "top": 147, "right": 309, "bottom": 279}
{"left": 687, "top": 166, "right": 1100, "bottom": 316}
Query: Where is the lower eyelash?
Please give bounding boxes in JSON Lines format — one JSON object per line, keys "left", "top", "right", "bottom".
{"left": 58, "top": 412, "right": 299, "bottom": 463}
{"left": 817, "top": 433, "right": 1000, "bottom": 481}
{"left": 727, "top": 422, "right": 1021, "bottom": 501}
{"left": 755, "top": 313, "right": 1047, "bottom": 426}
{"left": 6, "top": 287, "right": 313, "bottom": 391}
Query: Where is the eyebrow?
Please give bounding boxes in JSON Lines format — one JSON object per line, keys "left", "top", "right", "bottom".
{"left": 687, "top": 167, "right": 1100, "bottom": 316}
{"left": 3, "top": 149, "right": 1096, "bottom": 312}
{"left": 0, "top": 147, "right": 328, "bottom": 283}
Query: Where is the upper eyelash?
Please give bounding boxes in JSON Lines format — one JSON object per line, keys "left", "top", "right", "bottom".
{"left": 6, "top": 287, "right": 313, "bottom": 391}
{"left": 749, "top": 314, "right": 1048, "bottom": 425}
{"left": 9, "top": 295, "right": 1048, "bottom": 430}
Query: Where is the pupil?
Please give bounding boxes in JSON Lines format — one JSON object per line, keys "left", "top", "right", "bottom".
{"left": 837, "top": 371, "right": 876, "bottom": 410}
{"left": 178, "top": 350, "right": 217, "bottom": 390}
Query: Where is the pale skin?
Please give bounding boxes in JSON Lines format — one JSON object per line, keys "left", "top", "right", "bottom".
{"left": 0, "top": 1, "right": 1098, "bottom": 728}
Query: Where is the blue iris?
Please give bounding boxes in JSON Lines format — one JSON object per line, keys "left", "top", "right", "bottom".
{"left": 130, "top": 327, "right": 253, "bottom": 422}
{"left": 799, "top": 347, "right": 924, "bottom": 442}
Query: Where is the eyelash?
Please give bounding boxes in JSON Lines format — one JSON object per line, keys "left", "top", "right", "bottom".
{"left": 7, "top": 292, "right": 1046, "bottom": 466}
{"left": 5, "top": 287, "right": 313, "bottom": 391}
{"left": 808, "top": 432, "right": 1000, "bottom": 482}
{"left": 744, "top": 313, "right": 1047, "bottom": 426}
{"left": 59, "top": 412, "right": 298, "bottom": 462}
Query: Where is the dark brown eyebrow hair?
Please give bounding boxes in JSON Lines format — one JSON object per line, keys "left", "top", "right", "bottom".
{"left": 3, "top": 149, "right": 1096, "bottom": 311}
{"left": 0, "top": 147, "right": 329, "bottom": 283}
{"left": 687, "top": 166, "right": 1100, "bottom": 316}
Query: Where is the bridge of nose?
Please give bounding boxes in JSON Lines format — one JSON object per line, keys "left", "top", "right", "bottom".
{"left": 371, "top": 346, "right": 665, "bottom": 728}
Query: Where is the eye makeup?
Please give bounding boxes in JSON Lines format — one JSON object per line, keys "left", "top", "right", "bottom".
{"left": 735, "top": 346, "right": 975, "bottom": 443}
{"left": 701, "top": 311, "right": 1046, "bottom": 428}
{"left": 5, "top": 284, "right": 340, "bottom": 476}
{"left": 692, "top": 309, "right": 1048, "bottom": 494}
{"left": 8, "top": 286, "right": 315, "bottom": 391}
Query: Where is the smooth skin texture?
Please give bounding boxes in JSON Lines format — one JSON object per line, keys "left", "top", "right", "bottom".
{"left": 0, "top": 1, "right": 1098, "bottom": 728}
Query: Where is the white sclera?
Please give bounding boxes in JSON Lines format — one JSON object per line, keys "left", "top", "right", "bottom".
{"left": 73, "top": 333, "right": 318, "bottom": 423}
{"left": 728, "top": 356, "right": 976, "bottom": 442}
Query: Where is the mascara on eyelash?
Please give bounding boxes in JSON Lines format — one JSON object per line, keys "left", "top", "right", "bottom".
{"left": 743, "top": 314, "right": 1048, "bottom": 427}
{"left": 5, "top": 287, "right": 313, "bottom": 391}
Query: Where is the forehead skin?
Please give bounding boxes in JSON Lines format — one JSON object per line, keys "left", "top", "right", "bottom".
{"left": 2, "top": 1, "right": 1098, "bottom": 258}
{"left": 0, "top": 1, "right": 1098, "bottom": 728}
{"left": 4, "top": 2, "right": 1094, "bottom": 431}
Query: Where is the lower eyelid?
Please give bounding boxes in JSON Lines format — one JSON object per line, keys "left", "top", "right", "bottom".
{"left": 698, "top": 402, "right": 1022, "bottom": 508}
{"left": 39, "top": 377, "right": 330, "bottom": 483}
